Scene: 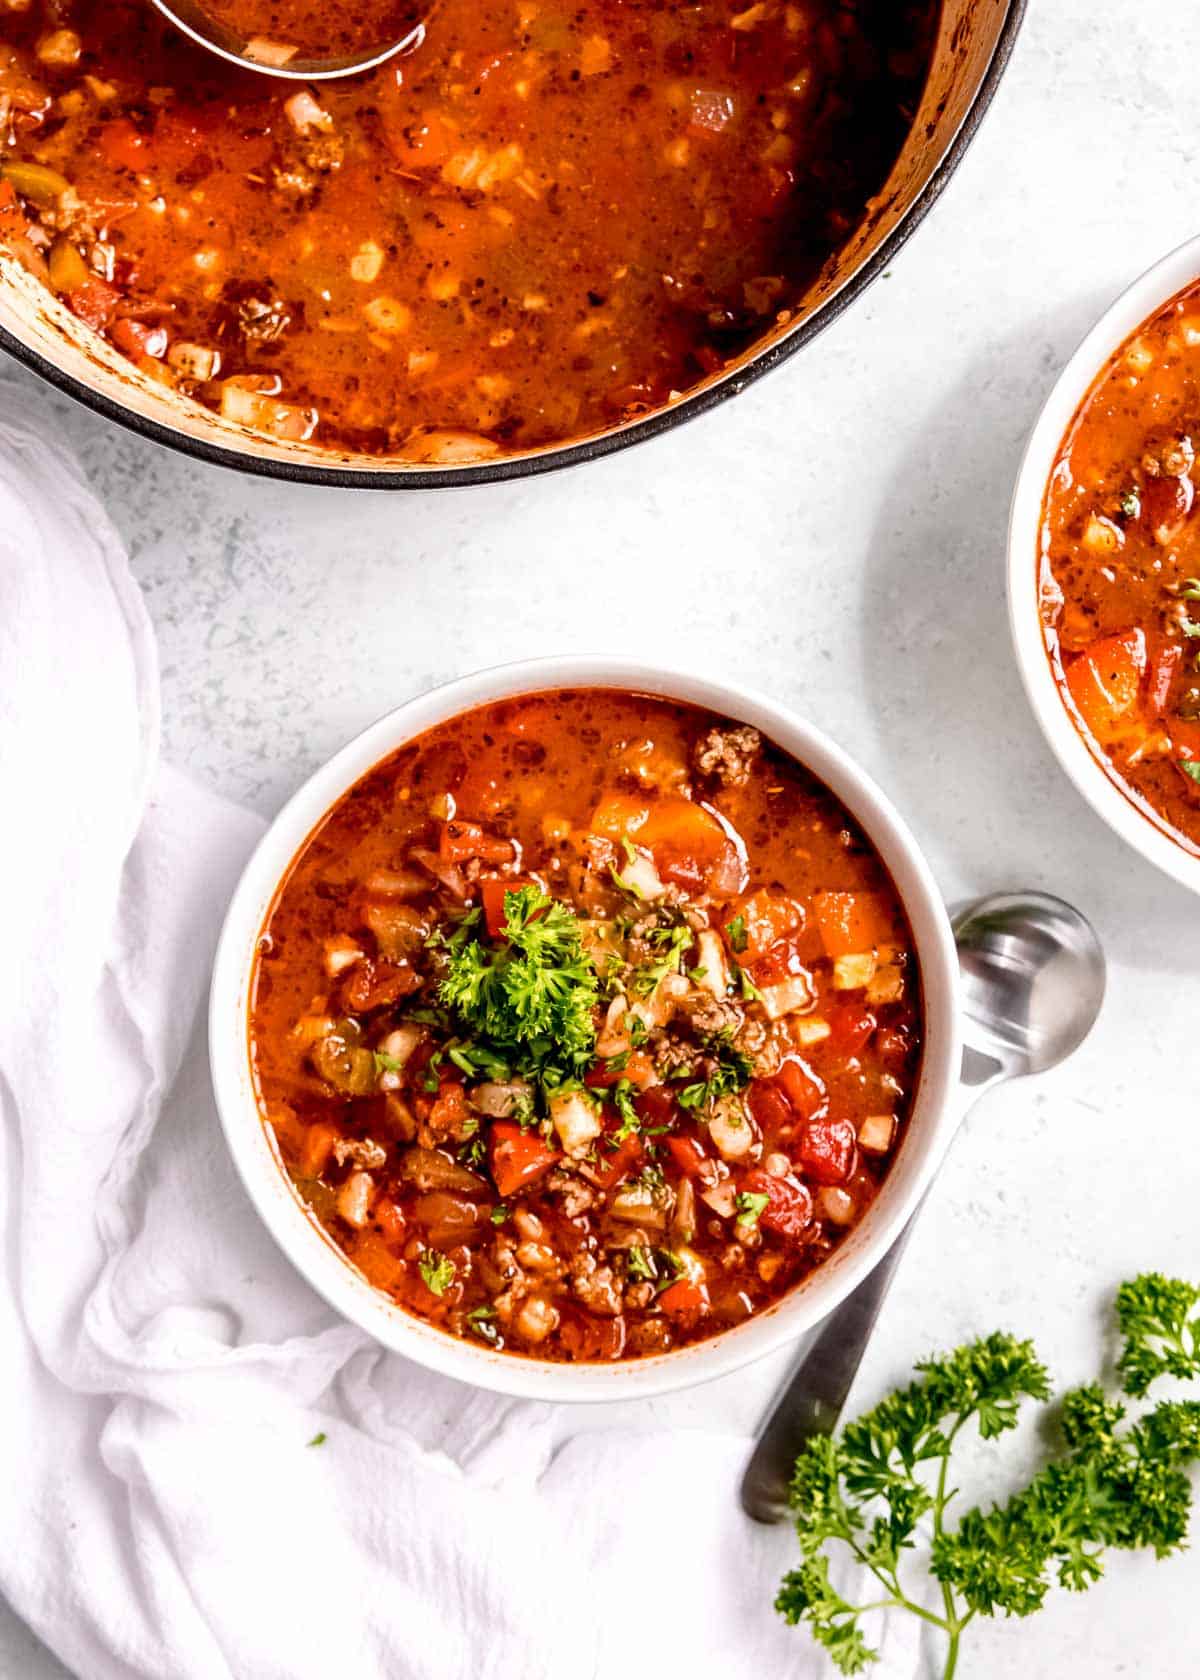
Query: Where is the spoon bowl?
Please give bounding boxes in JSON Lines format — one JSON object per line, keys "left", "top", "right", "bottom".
{"left": 148, "top": 0, "right": 426, "bottom": 81}
{"left": 954, "top": 891, "right": 1106, "bottom": 1083}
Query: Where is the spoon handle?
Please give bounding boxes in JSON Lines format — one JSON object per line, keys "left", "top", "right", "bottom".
{"left": 738, "top": 1061, "right": 1003, "bottom": 1525}
{"left": 739, "top": 1212, "right": 918, "bottom": 1523}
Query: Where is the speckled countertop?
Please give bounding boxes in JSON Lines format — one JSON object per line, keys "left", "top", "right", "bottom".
{"left": 3, "top": 2, "right": 1198, "bottom": 1676}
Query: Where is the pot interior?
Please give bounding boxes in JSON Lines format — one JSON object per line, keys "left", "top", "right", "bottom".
{"left": 0, "top": 0, "right": 1018, "bottom": 482}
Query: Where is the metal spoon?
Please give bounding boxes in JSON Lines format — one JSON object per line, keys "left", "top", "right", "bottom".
{"left": 147, "top": 0, "right": 426, "bottom": 81}
{"left": 739, "top": 890, "right": 1106, "bottom": 1525}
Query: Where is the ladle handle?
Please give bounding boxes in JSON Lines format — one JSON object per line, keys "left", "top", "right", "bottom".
{"left": 738, "top": 1058, "right": 1003, "bottom": 1525}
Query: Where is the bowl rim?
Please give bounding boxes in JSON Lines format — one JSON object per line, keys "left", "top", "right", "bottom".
{"left": 1006, "top": 231, "right": 1200, "bottom": 898}
{"left": 208, "top": 656, "right": 962, "bottom": 1402}
{"left": 0, "top": 0, "right": 1027, "bottom": 490}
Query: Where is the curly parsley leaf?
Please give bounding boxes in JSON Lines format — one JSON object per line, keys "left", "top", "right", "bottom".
{"left": 417, "top": 1251, "right": 456, "bottom": 1297}
{"left": 435, "top": 885, "right": 599, "bottom": 1094}
{"left": 778, "top": 1283, "right": 1200, "bottom": 1678}
{"left": 1116, "top": 1272, "right": 1200, "bottom": 1396}
{"left": 676, "top": 1038, "right": 752, "bottom": 1111}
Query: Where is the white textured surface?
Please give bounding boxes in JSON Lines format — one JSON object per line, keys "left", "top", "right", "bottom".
{"left": 3, "top": 0, "right": 1198, "bottom": 1674}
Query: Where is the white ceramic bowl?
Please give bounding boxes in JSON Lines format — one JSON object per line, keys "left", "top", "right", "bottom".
{"left": 209, "top": 657, "right": 962, "bottom": 1401}
{"left": 1008, "top": 233, "right": 1200, "bottom": 895}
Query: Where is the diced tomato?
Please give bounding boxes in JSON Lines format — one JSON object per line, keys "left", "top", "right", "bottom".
{"left": 1148, "top": 644, "right": 1183, "bottom": 715}
{"left": 739, "top": 1168, "right": 813, "bottom": 1242}
{"left": 1065, "top": 629, "right": 1147, "bottom": 745}
{"left": 634, "top": 1083, "right": 678, "bottom": 1129}
{"left": 813, "top": 891, "right": 887, "bottom": 959}
{"left": 111, "top": 317, "right": 167, "bottom": 360}
{"left": 67, "top": 277, "right": 123, "bottom": 332}
{"left": 374, "top": 1198, "right": 407, "bottom": 1246}
{"left": 746, "top": 1080, "right": 792, "bottom": 1140}
{"left": 298, "top": 1120, "right": 339, "bottom": 1178}
{"left": 558, "top": 1306, "right": 627, "bottom": 1361}
{"left": 665, "top": 1135, "right": 707, "bottom": 1177}
{"left": 99, "top": 118, "right": 149, "bottom": 173}
{"left": 489, "top": 1121, "right": 559, "bottom": 1198}
{"left": 428, "top": 1079, "right": 470, "bottom": 1134}
{"left": 657, "top": 1278, "right": 710, "bottom": 1320}
{"left": 827, "top": 1002, "right": 877, "bottom": 1058}
{"left": 586, "top": 1051, "right": 657, "bottom": 1090}
{"left": 1142, "top": 472, "right": 1195, "bottom": 544}
{"left": 440, "top": 819, "right": 515, "bottom": 866}
{"left": 796, "top": 1117, "right": 858, "bottom": 1186}
{"left": 592, "top": 1132, "right": 644, "bottom": 1190}
{"left": 481, "top": 875, "right": 536, "bottom": 937}
{"left": 772, "top": 1057, "right": 827, "bottom": 1120}
{"left": 337, "top": 956, "right": 420, "bottom": 1013}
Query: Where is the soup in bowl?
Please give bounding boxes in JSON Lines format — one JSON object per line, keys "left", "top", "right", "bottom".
{"left": 1009, "top": 235, "right": 1200, "bottom": 894}
{"left": 210, "top": 661, "right": 960, "bottom": 1399}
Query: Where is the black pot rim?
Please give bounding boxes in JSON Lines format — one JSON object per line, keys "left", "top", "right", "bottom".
{"left": 0, "top": 0, "right": 1027, "bottom": 491}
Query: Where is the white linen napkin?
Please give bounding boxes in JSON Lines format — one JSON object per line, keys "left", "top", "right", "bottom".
{"left": 0, "top": 394, "right": 919, "bottom": 1680}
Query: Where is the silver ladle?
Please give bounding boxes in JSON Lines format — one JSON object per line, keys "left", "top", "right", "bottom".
{"left": 147, "top": 0, "right": 426, "bottom": 81}
{"left": 740, "top": 890, "right": 1106, "bottom": 1524}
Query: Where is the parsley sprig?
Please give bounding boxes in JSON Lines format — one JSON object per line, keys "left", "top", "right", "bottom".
{"left": 435, "top": 885, "right": 599, "bottom": 1097}
{"left": 777, "top": 1274, "right": 1200, "bottom": 1678}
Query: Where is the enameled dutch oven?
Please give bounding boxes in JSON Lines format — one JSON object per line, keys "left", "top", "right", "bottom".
{"left": 0, "top": 0, "right": 1025, "bottom": 487}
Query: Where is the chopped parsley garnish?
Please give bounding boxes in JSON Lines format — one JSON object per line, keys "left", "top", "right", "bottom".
{"left": 726, "top": 912, "right": 749, "bottom": 954}
{"left": 604, "top": 1050, "right": 631, "bottom": 1075}
{"left": 731, "top": 958, "right": 762, "bottom": 1002}
{"left": 1118, "top": 486, "right": 1141, "bottom": 519}
{"left": 435, "top": 884, "right": 599, "bottom": 1096}
{"left": 1183, "top": 577, "right": 1200, "bottom": 600}
{"left": 776, "top": 1272, "right": 1200, "bottom": 1679}
{"left": 1182, "top": 760, "right": 1200, "bottom": 785}
{"left": 611, "top": 1077, "right": 642, "bottom": 1141}
{"left": 373, "top": 1050, "right": 404, "bottom": 1074}
{"left": 418, "top": 1251, "right": 456, "bottom": 1296}
{"left": 489, "top": 1204, "right": 509, "bottom": 1224}
{"left": 306, "top": 1431, "right": 327, "bottom": 1448}
{"left": 627, "top": 1246, "right": 656, "bottom": 1281}
{"left": 630, "top": 922, "right": 694, "bottom": 997}
{"left": 1182, "top": 615, "right": 1200, "bottom": 640}
{"left": 735, "top": 1190, "right": 771, "bottom": 1226}
{"left": 626, "top": 1012, "right": 649, "bottom": 1048}
{"left": 466, "top": 1305, "right": 501, "bottom": 1345}
{"left": 676, "top": 1040, "right": 753, "bottom": 1111}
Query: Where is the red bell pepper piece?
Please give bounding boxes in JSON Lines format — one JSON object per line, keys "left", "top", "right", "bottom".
{"left": 1148, "top": 644, "right": 1183, "bottom": 715}
{"left": 489, "top": 1121, "right": 559, "bottom": 1198}
{"left": 1065, "top": 629, "right": 1147, "bottom": 744}
{"left": 481, "top": 875, "right": 537, "bottom": 937}
{"left": 657, "top": 1278, "right": 710, "bottom": 1320}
